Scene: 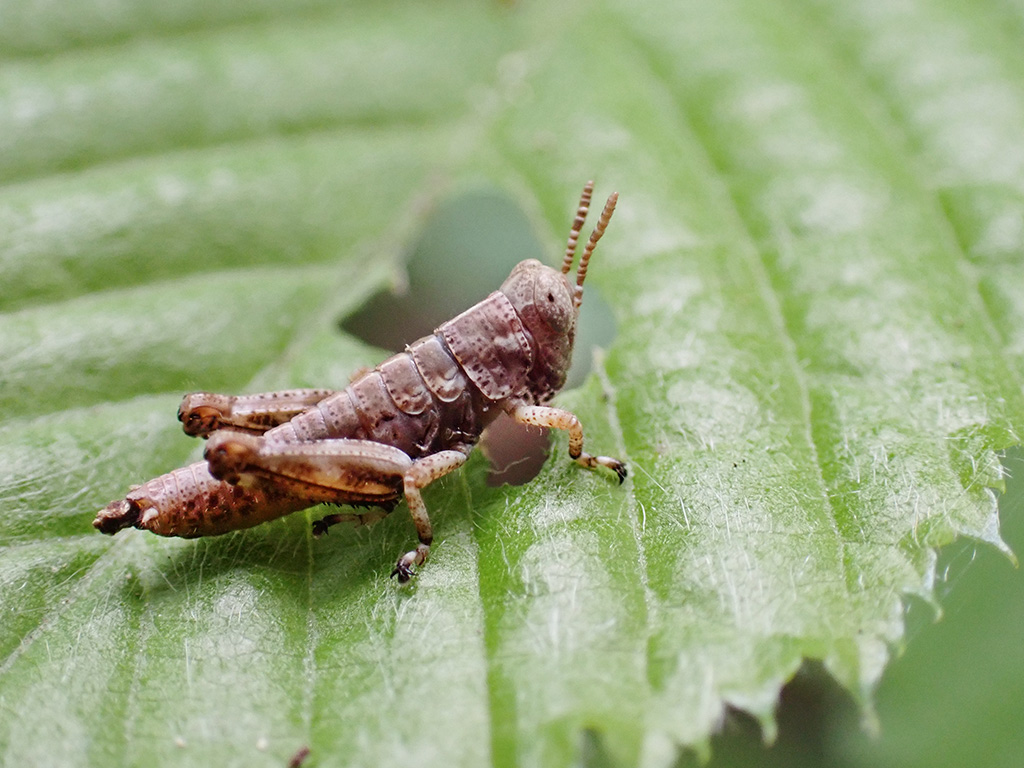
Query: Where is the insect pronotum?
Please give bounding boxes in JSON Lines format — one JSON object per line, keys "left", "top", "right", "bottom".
{"left": 94, "top": 182, "right": 626, "bottom": 581}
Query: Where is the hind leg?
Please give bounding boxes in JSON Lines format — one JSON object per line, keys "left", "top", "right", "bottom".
{"left": 178, "top": 388, "right": 338, "bottom": 437}
{"left": 204, "top": 433, "right": 467, "bottom": 581}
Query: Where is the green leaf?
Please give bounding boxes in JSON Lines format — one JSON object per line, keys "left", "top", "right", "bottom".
{"left": 2, "top": 1, "right": 1023, "bottom": 766}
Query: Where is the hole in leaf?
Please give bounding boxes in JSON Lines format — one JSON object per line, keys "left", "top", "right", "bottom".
{"left": 341, "top": 186, "right": 617, "bottom": 486}
{"left": 675, "top": 661, "right": 860, "bottom": 767}
{"left": 479, "top": 413, "right": 550, "bottom": 486}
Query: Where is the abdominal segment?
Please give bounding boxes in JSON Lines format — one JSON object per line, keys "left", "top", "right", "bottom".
{"left": 93, "top": 460, "right": 315, "bottom": 538}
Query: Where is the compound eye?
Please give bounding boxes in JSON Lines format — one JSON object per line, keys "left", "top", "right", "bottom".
{"left": 536, "top": 278, "right": 572, "bottom": 334}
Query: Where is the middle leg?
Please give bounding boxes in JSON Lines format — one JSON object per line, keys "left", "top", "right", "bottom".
{"left": 391, "top": 450, "right": 468, "bottom": 582}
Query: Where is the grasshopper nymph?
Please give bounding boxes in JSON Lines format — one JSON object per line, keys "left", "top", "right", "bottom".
{"left": 95, "top": 182, "right": 626, "bottom": 581}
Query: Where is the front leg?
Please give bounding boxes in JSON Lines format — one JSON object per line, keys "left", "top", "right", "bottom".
{"left": 179, "top": 388, "right": 337, "bottom": 437}
{"left": 508, "top": 403, "right": 627, "bottom": 482}
{"left": 204, "top": 433, "right": 467, "bottom": 582}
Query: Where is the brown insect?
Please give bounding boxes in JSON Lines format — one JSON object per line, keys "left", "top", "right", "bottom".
{"left": 94, "top": 182, "right": 625, "bottom": 581}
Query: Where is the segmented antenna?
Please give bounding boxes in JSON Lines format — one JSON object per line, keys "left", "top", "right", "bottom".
{"left": 561, "top": 181, "right": 594, "bottom": 275}
{"left": 574, "top": 191, "right": 618, "bottom": 309}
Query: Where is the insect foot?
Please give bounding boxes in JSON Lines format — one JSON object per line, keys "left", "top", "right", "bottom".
{"left": 391, "top": 543, "right": 430, "bottom": 583}
{"left": 94, "top": 181, "right": 624, "bottom": 582}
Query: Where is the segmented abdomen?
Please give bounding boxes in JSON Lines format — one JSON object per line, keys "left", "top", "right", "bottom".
{"left": 269, "top": 291, "right": 535, "bottom": 458}
{"left": 97, "top": 461, "right": 312, "bottom": 537}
